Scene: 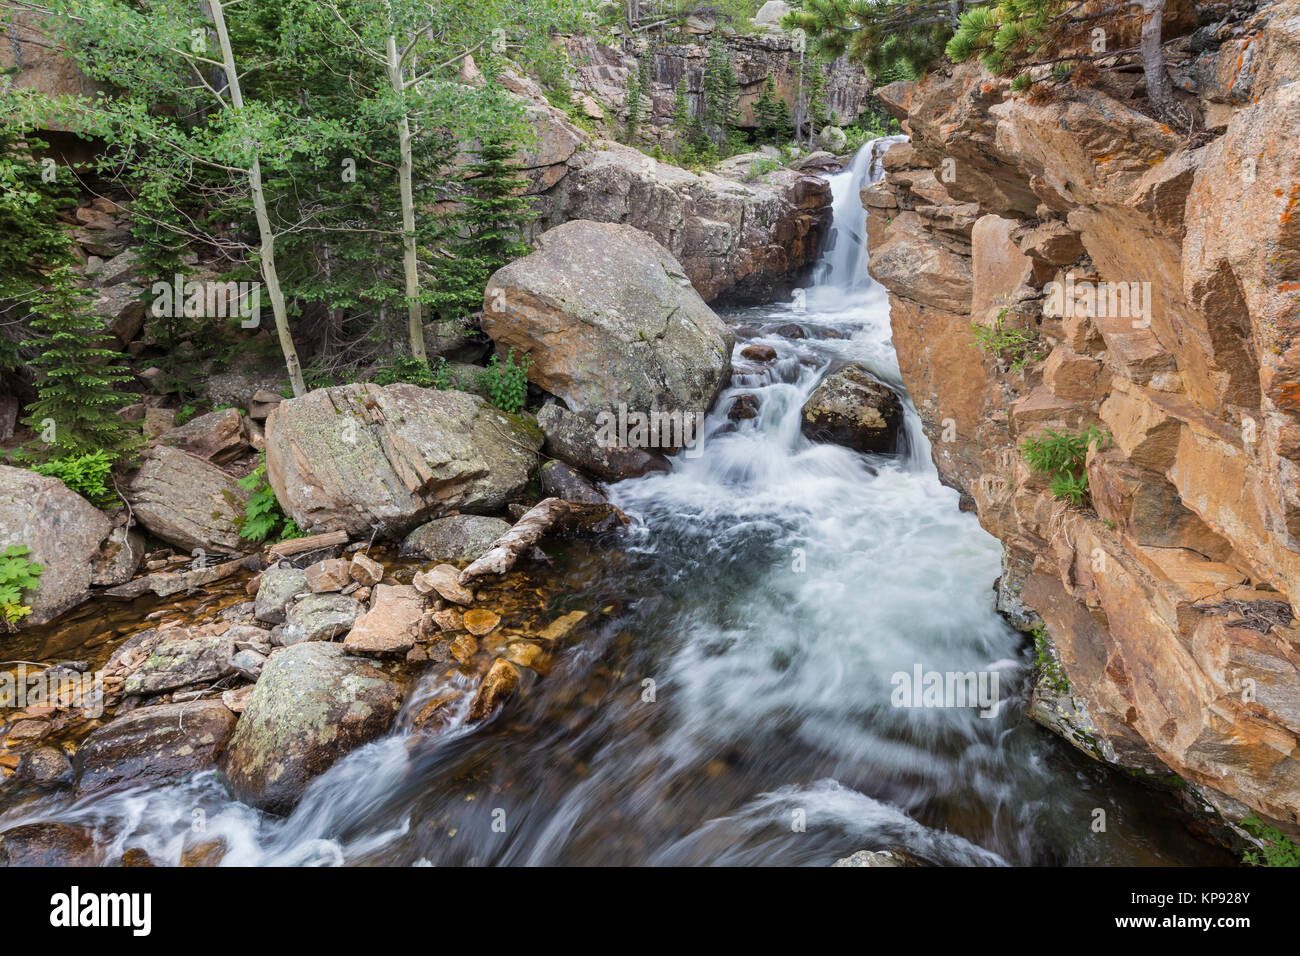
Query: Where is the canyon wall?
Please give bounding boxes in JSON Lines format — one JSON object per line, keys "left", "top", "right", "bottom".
{"left": 866, "top": 0, "right": 1300, "bottom": 833}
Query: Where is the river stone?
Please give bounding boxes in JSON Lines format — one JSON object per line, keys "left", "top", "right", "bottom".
{"left": 468, "top": 658, "right": 521, "bottom": 722}
{"left": 159, "top": 406, "right": 250, "bottom": 464}
{"left": 126, "top": 445, "right": 251, "bottom": 553}
{"left": 16, "top": 746, "right": 72, "bottom": 787}
{"left": 343, "top": 584, "right": 422, "bottom": 658}
{"left": 279, "top": 592, "right": 361, "bottom": 645}
{"left": 89, "top": 524, "right": 146, "bottom": 586}
{"left": 304, "top": 557, "right": 351, "bottom": 592}
{"left": 0, "top": 465, "right": 116, "bottom": 627}
{"left": 254, "top": 566, "right": 308, "bottom": 624}
{"left": 229, "top": 648, "right": 267, "bottom": 680}
{"left": 482, "top": 220, "right": 735, "bottom": 421}
{"left": 800, "top": 363, "right": 904, "bottom": 454}
{"left": 536, "top": 403, "right": 669, "bottom": 481}
{"left": 73, "top": 701, "right": 238, "bottom": 795}
{"left": 222, "top": 642, "right": 405, "bottom": 813}
{"left": 0, "top": 823, "right": 99, "bottom": 866}
{"left": 413, "top": 564, "right": 474, "bottom": 606}
{"left": 123, "top": 631, "right": 236, "bottom": 695}
{"left": 539, "top": 460, "right": 606, "bottom": 504}
{"left": 264, "top": 384, "right": 542, "bottom": 538}
{"left": 402, "top": 514, "right": 511, "bottom": 563}
{"left": 349, "top": 553, "right": 384, "bottom": 586}
{"left": 832, "top": 849, "right": 916, "bottom": 867}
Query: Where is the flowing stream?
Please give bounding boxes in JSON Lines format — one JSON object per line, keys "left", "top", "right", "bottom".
{"left": 0, "top": 139, "right": 1232, "bottom": 865}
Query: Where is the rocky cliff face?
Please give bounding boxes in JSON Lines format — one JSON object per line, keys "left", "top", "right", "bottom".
{"left": 866, "top": 0, "right": 1300, "bottom": 834}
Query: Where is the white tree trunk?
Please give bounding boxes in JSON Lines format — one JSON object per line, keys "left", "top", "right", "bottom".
{"left": 1139, "top": 0, "right": 1177, "bottom": 121}
{"left": 210, "top": 0, "right": 306, "bottom": 396}
{"left": 387, "top": 33, "right": 427, "bottom": 362}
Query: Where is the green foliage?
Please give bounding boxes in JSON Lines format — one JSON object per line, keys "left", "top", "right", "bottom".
{"left": 373, "top": 356, "right": 452, "bottom": 389}
{"left": 785, "top": 0, "right": 967, "bottom": 80}
{"left": 18, "top": 266, "right": 137, "bottom": 462}
{"left": 1020, "top": 425, "right": 1109, "bottom": 507}
{"left": 32, "top": 450, "right": 116, "bottom": 504}
{"left": 1031, "top": 626, "right": 1070, "bottom": 695}
{"left": 0, "top": 545, "right": 44, "bottom": 627}
{"left": 477, "top": 348, "right": 531, "bottom": 413}
{"left": 753, "top": 76, "right": 792, "bottom": 146}
{"left": 1241, "top": 814, "right": 1300, "bottom": 867}
{"left": 742, "top": 157, "right": 783, "bottom": 182}
{"left": 237, "top": 459, "right": 304, "bottom": 543}
{"left": 970, "top": 312, "right": 1043, "bottom": 373}
{"left": 700, "top": 39, "right": 740, "bottom": 149}
{"left": 0, "top": 94, "right": 74, "bottom": 304}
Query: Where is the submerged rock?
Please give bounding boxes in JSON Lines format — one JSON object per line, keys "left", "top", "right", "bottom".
{"left": 800, "top": 363, "right": 903, "bottom": 453}
{"left": 222, "top": 642, "right": 405, "bottom": 813}
{"left": 0, "top": 823, "right": 99, "bottom": 866}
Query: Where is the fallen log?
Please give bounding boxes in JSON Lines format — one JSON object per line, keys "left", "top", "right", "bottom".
{"left": 265, "top": 530, "right": 349, "bottom": 562}
{"left": 458, "top": 497, "right": 628, "bottom": 585}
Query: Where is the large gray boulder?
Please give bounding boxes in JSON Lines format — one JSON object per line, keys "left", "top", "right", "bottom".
{"left": 222, "top": 642, "right": 405, "bottom": 813}
{"left": 536, "top": 403, "right": 670, "bottom": 481}
{"left": 800, "top": 363, "right": 904, "bottom": 454}
{"left": 264, "top": 384, "right": 542, "bottom": 538}
{"left": 127, "top": 445, "right": 251, "bottom": 553}
{"left": 0, "top": 465, "right": 121, "bottom": 627}
{"left": 482, "top": 221, "right": 734, "bottom": 421}
{"left": 73, "top": 701, "right": 237, "bottom": 795}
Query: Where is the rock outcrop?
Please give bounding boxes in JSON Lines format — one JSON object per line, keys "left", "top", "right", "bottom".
{"left": 127, "top": 446, "right": 251, "bottom": 554}
{"left": 263, "top": 384, "right": 542, "bottom": 538}
{"left": 866, "top": 0, "right": 1300, "bottom": 835}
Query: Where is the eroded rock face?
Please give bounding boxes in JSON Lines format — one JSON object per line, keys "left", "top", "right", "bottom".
{"left": 222, "top": 642, "right": 405, "bottom": 813}
{"left": 866, "top": 0, "right": 1300, "bottom": 833}
{"left": 73, "top": 701, "right": 237, "bottom": 795}
{"left": 483, "top": 220, "right": 735, "bottom": 421}
{"left": 264, "top": 384, "right": 542, "bottom": 538}
{"left": 0, "top": 466, "right": 118, "bottom": 627}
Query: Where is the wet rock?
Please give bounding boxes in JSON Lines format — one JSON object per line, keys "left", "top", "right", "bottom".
{"left": 432, "top": 608, "right": 464, "bottom": 631}
{"left": 15, "top": 746, "right": 72, "bottom": 787}
{"left": 413, "top": 564, "right": 474, "bottom": 606}
{"left": 123, "top": 631, "right": 235, "bottom": 695}
{"left": 254, "top": 566, "right": 308, "bottom": 624}
{"left": 222, "top": 642, "right": 405, "bottom": 813}
{"left": 264, "top": 384, "right": 542, "bottom": 538}
{"left": 0, "top": 465, "right": 116, "bottom": 627}
{"left": 462, "top": 609, "right": 500, "bottom": 637}
{"left": 180, "top": 838, "right": 227, "bottom": 867}
{"left": 537, "top": 403, "right": 670, "bottom": 481}
{"left": 304, "top": 557, "right": 351, "bottom": 593}
{"left": 73, "top": 701, "right": 237, "bottom": 795}
{"left": 800, "top": 363, "right": 903, "bottom": 453}
{"left": 728, "top": 394, "right": 761, "bottom": 420}
{"left": 349, "top": 553, "right": 384, "bottom": 587}
{"left": 505, "top": 641, "right": 543, "bottom": 669}
{"left": 539, "top": 460, "right": 606, "bottom": 504}
{"left": 119, "top": 847, "right": 155, "bottom": 867}
{"left": 773, "top": 323, "right": 806, "bottom": 339}
{"left": 536, "top": 610, "right": 588, "bottom": 641}
{"left": 343, "top": 584, "right": 422, "bottom": 658}
{"left": 0, "top": 823, "right": 99, "bottom": 866}
{"left": 449, "top": 633, "right": 478, "bottom": 663}
{"left": 832, "top": 849, "right": 918, "bottom": 867}
{"left": 402, "top": 514, "right": 511, "bottom": 563}
{"left": 741, "top": 344, "right": 778, "bottom": 362}
{"left": 279, "top": 592, "right": 361, "bottom": 645}
{"left": 482, "top": 220, "right": 735, "bottom": 419}
{"left": 126, "top": 446, "right": 251, "bottom": 553}
{"left": 159, "top": 407, "right": 250, "bottom": 464}
{"left": 467, "top": 658, "right": 521, "bottom": 722}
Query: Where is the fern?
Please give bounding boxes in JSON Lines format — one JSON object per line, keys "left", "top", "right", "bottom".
{"left": 0, "top": 545, "right": 44, "bottom": 626}
{"left": 32, "top": 450, "right": 115, "bottom": 504}
{"left": 237, "top": 459, "right": 304, "bottom": 543}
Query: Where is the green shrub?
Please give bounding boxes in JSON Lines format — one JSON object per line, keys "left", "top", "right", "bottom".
{"left": 373, "top": 356, "right": 452, "bottom": 390}
{"left": 742, "top": 157, "right": 783, "bottom": 182}
{"left": 1241, "top": 814, "right": 1300, "bottom": 867}
{"left": 477, "top": 348, "right": 531, "bottom": 413}
{"left": 971, "top": 310, "right": 1043, "bottom": 373}
{"left": 31, "top": 450, "right": 115, "bottom": 504}
{"left": 237, "top": 459, "right": 304, "bottom": 543}
{"left": 0, "top": 545, "right": 44, "bottom": 627}
{"left": 1031, "top": 626, "right": 1070, "bottom": 695}
{"left": 1021, "top": 426, "right": 1108, "bottom": 507}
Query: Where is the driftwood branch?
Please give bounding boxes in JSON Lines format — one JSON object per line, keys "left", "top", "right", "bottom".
{"left": 458, "top": 498, "right": 628, "bottom": 585}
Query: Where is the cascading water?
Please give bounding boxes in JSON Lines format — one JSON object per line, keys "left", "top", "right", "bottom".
{"left": 0, "top": 141, "right": 1230, "bottom": 866}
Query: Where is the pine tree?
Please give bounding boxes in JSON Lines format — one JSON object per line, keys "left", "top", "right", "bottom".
{"left": 700, "top": 39, "right": 739, "bottom": 149}
{"left": 754, "top": 76, "right": 785, "bottom": 145}
{"left": 625, "top": 59, "right": 644, "bottom": 140}
{"left": 784, "top": 0, "right": 968, "bottom": 80}
{"left": 19, "top": 266, "right": 137, "bottom": 461}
